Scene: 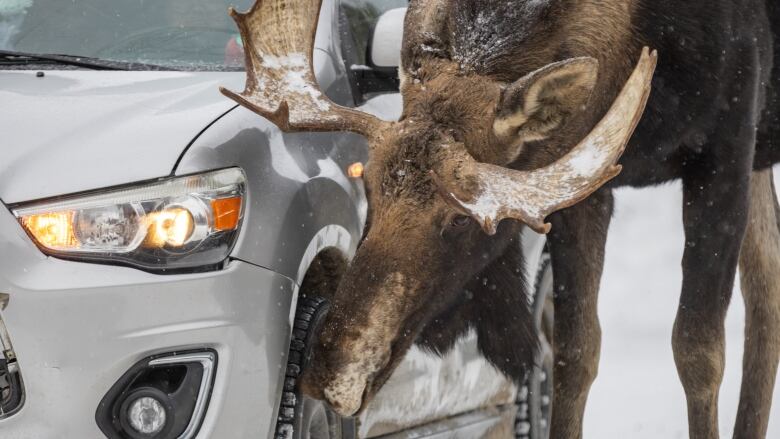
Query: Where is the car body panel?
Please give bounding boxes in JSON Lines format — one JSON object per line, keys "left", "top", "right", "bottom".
{"left": 0, "top": 204, "right": 297, "bottom": 438}
{"left": 377, "top": 406, "right": 517, "bottom": 439}
{"left": 359, "top": 334, "right": 517, "bottom": 438}
{"left": 0, "top": 70, "right": 242, "bottom": 204}
{"left": 175, "top": 105, "right": 369, "bottom": 284}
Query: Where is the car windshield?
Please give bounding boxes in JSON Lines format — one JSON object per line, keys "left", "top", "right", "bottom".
{"left": 0, "top": 0, "right": 255, "bottom": 70}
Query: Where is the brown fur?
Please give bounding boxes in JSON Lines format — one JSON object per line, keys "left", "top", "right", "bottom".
{"left": 297, "top": 2, "right": 779, "bottom": 437}
{"left": 299, "top": 248, "right": 348, "bottom": 302}
{"left": 395, "top": 2, "right": 640, "bottom": 437}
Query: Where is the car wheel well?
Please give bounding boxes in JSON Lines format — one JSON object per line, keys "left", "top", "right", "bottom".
{"left": 299, "top": 247, "right": 349, "bottom": 303}
{"left": 275, "top": 248, "right": 357, "bottom": 439}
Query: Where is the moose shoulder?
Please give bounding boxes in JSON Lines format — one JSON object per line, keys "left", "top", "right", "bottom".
{"left": 223, "top": 0, "right": 780, "bottom": 438}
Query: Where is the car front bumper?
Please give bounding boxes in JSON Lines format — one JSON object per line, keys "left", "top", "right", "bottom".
{"left": 0, "top": 204, "right": 294, "bottom": 438}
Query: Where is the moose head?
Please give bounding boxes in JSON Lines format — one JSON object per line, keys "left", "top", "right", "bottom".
{"left": 222, "top": 0, "right": 656, "bottom": 417}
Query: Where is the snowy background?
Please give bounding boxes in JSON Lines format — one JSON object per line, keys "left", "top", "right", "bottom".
{"left": 584, "top": 179, "right": 780, "bottom": 438}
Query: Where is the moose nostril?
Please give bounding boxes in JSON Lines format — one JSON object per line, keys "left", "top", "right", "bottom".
{"left": 321, "top": 373, "right": 369, "bottom": 418}
{"left": 323, "top": 383, "right": 365, "bottom": 418}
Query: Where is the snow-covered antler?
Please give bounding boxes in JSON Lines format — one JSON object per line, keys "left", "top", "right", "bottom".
{"left": 220, "top": 0, "right": 390, "bottom": 138}
{"left": 435, "top": 48, "right": 658, "bottom": 234}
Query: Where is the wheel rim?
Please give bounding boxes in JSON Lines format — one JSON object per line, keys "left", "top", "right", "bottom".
{"left": 516, "top": 254, "right": 554, "bottom": 439}
{"left": 535, "top": 257, "right": 554, "bottom": 439}
{"left": 536, "top": 324, "right": 554, "bottom": 437}
{"left": 300, "top": 396, "right": 344, "bottom": 439}
{"left": 306, "top": 404, "right": 331, "bottom": 439}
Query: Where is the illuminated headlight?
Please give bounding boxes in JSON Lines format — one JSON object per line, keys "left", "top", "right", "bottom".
{"left": 10, "top": 168, "right": 246, "bottom": 272}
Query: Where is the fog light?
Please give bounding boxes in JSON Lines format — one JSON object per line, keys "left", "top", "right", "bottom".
{"left": 127, "top": 396, "right": 167, "bottom": 434}
{"left": 118, "top": 387, "right": 174, "bottom": 439}
{"left": 97, "top": 351, "right": 216, "bottom": 439}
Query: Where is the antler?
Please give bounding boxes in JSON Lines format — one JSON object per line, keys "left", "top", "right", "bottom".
{"left": 435, "top": 47, "right": 658, "bottom": 235}
{"left": 220, "top": 0, "right": 389, "bottom": 138}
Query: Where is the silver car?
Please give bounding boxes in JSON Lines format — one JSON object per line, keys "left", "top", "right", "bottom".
{"left": 0, "top": 1, "right": 552, "bottom": 438}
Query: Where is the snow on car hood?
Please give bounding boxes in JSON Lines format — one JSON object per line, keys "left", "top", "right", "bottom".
{"left": 0, "top": 70, "right": 244, "bottom": 204}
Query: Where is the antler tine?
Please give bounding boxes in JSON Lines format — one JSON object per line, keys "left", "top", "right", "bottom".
{"left": 436, "top": 48, "right": 658, "bottom": 235}
{"left": 220, "top": 0, "right": 389, "bottom": 138}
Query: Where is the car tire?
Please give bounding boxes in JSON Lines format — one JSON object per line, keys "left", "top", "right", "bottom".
{"left": 516, "top": 253, "right": 554, "bottom": 439}
{"left": 275, "top": 296, "right": 357, "bottom": 439}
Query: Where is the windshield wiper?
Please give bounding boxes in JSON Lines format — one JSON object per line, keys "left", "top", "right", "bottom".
{"left": 0, "top": 50, "right": 174, "bottom": 71}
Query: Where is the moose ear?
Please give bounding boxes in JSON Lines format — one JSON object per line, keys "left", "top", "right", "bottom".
{"left": 436, "top": 48, "right": 657, "bottom": 235}
{"left": 493, "top": 57, "right": 598, "bottom": 159}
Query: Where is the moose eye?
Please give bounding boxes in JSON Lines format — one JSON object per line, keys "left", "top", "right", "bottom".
{"left": 450, "top": 215, "right": 472, "bottom": 228}
{"left": 448, "top": 129, "right": 464, "bottom": 142}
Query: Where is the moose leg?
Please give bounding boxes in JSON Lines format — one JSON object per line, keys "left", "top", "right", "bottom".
{"left": 734, "top": 168, "right": 780, "bottom": 439}
{"left": 548, "top": 188, "right": 613, "bottom": 439}
{"left": 674, "top": 155, "right": 752, "bottom": 439}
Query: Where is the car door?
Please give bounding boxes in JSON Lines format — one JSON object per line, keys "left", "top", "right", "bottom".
{"left": 335, "top": 2, "right": 520, "bottom": 437}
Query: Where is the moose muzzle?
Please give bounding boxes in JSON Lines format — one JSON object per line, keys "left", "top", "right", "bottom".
{"left": 301, "top": 272, "right": 418, "bottom": 417}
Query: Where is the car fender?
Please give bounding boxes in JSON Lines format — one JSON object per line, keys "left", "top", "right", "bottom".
{"left": 175, "top": 104, "right": 368, "bottom": 283}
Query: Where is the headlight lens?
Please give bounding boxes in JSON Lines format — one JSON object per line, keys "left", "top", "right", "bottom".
{"left": 11, "top": 168, "right": 246, "bottom": 272}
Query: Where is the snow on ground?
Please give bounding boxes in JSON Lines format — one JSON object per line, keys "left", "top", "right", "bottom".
{"left": 584, "top": 179, "right": 780, "bottom": 438}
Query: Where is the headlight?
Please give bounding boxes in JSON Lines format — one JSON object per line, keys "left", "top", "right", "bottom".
{"left": 10, "top": 168, "right": 246, "bottom": 272}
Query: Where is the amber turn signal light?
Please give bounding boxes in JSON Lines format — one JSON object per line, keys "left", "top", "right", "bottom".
{"left": 348, "top": 162, "right": 364, "bottom": 179}
{"left": 211, "top": 197, "right": 243, "bottom": 231}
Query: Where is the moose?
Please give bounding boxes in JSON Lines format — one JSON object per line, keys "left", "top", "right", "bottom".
{"left": 222, "top": 0, "right": 780, "bottom": 438}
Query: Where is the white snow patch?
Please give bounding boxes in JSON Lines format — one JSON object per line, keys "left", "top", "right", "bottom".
{"left": 420, "top": 44, "right": 442, "bottom": 53}
{"left": 258, "top": 52, "right": 331, "bottom": 113}
{"left": 584, "top": 177, "right": 780, "bottom": 438}
{"left": 453, "top": 190, "right": 500, "bottom": 226}
{"left": 451, "top": 178, "right": 543, "bottom": 228}
{"left": 261, "top": 53, "right": 306, "bottom": 70}
{"left": 567, "top": 139, "right": 607, "bottom": 176}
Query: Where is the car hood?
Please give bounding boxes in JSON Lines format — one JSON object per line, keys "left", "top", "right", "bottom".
{"left": 0, "top": 70, "right": 244, "bottom": 204}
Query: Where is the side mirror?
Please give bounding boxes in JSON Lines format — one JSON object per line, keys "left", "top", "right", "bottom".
{"left": 369, "top": 8, "right": 406, "bottom": 68}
